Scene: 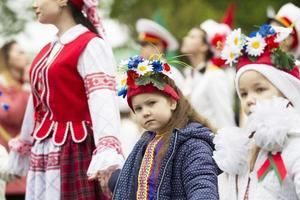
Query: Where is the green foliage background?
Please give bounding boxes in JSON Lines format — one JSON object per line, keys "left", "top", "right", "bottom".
{"left": 110, "top": 0, "right": 300, "bottom": 40}
{"left": 0, "top": 0, "right": 27, "bottom": 36}
{"left": 1, "top": 0, "right": 299, "bottom": 40}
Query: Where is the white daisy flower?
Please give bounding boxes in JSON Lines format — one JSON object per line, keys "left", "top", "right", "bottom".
{"left": 221, "top": 46, "right": 240, "bottom": 66}
{"left": 136, "top": 60, "right": 153, "bottom": 75}
{"left": 225, "top": 28, "right": 245, "bottom": 50}
{"left": 117, "top": 73, "right": 128, "bottom": 89}
{"left": 245, "top": 33, "right": 267, "bottom": 57}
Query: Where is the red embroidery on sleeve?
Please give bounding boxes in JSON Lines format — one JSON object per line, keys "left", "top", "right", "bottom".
{"left": 84, "top": 72, "right": 116, "bottom": 96}
{"left": 93, "top": 136, "right": 124, "bottom": 156}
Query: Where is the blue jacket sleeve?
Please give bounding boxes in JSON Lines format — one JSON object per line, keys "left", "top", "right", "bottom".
{"left": 181, "top": 138, "right": 219, "bottom": 200}
{"left": 108, "top": 169, "right": 121, "bottom": 194}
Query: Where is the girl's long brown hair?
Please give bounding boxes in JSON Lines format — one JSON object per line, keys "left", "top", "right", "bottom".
{"left": 153, "top": 74, "right": 216, "bottom": 171}
{"left": 249, "top": 146, "right": 261, "bottom": 171}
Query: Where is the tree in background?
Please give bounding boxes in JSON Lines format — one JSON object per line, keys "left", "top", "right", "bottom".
{"left": 0, "top": 0, "right": 32, "bottom": 37}
{"left": 1, "top": 0, "right": 299, "bottom": 41}
{"left": 110, "top": 0, "right": 300, "bottom": 41}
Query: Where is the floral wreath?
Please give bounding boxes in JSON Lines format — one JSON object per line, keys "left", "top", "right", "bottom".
{"left": 117, "top": 55, "right": 174, "bottom": 98}
{"left": 221, "top": 24, "right": 296, "bottom": 71}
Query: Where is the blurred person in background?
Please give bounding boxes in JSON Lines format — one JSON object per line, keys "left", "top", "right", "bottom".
{"left": 268, "top": 3, "right": 300, "bottom": 60}
{"left": 180, "top": 20, "right": 236, "bottom": 129}
{"left": 0, "top": 40, "right": 30, "bottom": 149}
{"left": 0, "top": 40, "right": 30, "bottom": 200}
{"left": 136, "top": 18, "right": 185, "bottom": 91}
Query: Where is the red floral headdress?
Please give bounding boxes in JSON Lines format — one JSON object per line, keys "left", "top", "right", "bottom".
{"left": 221, "top": 24, "right": 299, "bottom": 80}
{"left": 117, "top": 55, "right": 180, "bottom": 111}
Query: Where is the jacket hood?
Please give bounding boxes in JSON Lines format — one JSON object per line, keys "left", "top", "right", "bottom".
{"left": 176, "top": 122, "right": 215, "bottom": 150}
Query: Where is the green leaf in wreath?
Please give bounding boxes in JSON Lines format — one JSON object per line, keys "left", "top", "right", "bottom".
{"left": 135, "top": 76, "right": 151, "bottom": 86}
{"left": 151, "top": 78, "right": 165, "bottom": 90}
{"left": 248, "top": 55, "right": 258, "bottom": 62}
{"left": 287, "top": 54, "right": 295, "bottom": 70}
{"left": 271, "top": 48, "right": 295, "bottom": 71}
{"left": 271, "top": 51, "right": 278, "bottom": 67}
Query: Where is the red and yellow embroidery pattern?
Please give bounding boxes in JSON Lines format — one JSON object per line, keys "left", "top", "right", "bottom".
{"left": 136, "top": 135, "right": 162, "bottom": 200}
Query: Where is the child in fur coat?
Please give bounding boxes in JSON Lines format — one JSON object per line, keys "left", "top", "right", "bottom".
{"left": 214, "top": 24, "right": 300, "bottom": 200}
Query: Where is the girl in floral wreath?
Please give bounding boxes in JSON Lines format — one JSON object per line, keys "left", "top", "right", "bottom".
{"left": 214, "top": 24, "right": 300, "bottom": 200}
{"left": 7, "top": 0, "right": 124, "bottom": 199}
{"left": 109, "top": 55, "right": 220, "bottom": 199}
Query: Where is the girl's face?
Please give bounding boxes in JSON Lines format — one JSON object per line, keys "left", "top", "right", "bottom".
{"left": 32, "top": 0, "right": 66, "bottom": 24}
{"left": 7, "top": 43, "right": 28, "bottom": 71}
{"left": 238, "top": 70, "right": 283, "bottom": 115}
{"left": 132, "top": 93, "right": 177, "bottom": 133}
{"left": 181, "top": 28, "right": 207, "bottom": 55}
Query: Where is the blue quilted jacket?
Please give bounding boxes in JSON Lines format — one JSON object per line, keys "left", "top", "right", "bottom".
{"left": 112, "top": 122, "right": 219, "bottom": 200}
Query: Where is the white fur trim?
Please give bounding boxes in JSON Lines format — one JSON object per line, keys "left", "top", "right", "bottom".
{"left": 213, "top": 126, "right": 251, "bottom": 175}
{"left": 246, "top": 97, "right": 300, "bottom": 152}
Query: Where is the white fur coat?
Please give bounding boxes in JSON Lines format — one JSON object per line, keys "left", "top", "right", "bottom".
{"left": 214, "top": 97, "right": 300, "bottom": 200}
